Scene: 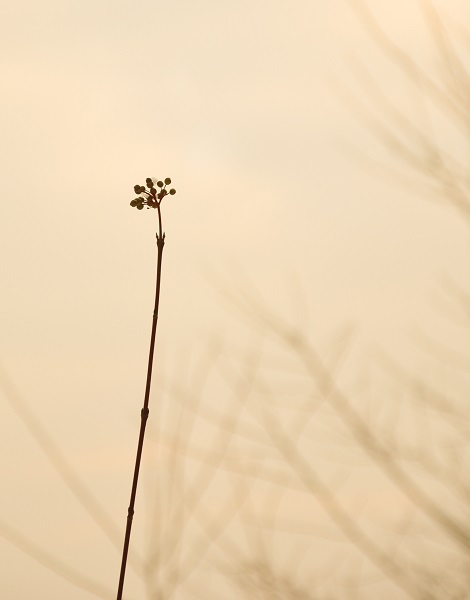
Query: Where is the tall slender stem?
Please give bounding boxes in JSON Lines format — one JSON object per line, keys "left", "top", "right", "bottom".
{"left": 116, "top": 206, "right": 165, "bottom": 600}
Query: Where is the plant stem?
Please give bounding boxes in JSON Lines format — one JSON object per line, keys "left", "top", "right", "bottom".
{"left": 116, "top": 206, "right": 165, "bottom": 600}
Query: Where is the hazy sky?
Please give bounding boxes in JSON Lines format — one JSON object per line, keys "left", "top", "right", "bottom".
{"left": 1, "top": 1, "right": 470, "bottom": 598}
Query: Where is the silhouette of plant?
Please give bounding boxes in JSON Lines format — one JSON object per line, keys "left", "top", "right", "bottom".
{"left": 116, "top": 177, "right": 176, "bottom": 600}
{"left": 3, "top": 4, "right": 470, "bottom": 599}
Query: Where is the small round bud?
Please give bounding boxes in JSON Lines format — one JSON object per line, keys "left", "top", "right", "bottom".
{"left": 164, "top": 177, "right": 171, "bottom": 185}
{"left": 146, "top": 178, "right": 153, "bottom": 188}
{"left": 137, "top": 204, "right": 144, "bottom": 210}
{"left": 134, "top": 185, "right": 142, "bottom": 194}
{"left": 157, "top": 181, "right": 164, "bottom": 188}
{"left": 130, "top": 199, "right": 138, "bottom": 207}
{"left": 169, "top": 189, "right": 176, "bottom": 195}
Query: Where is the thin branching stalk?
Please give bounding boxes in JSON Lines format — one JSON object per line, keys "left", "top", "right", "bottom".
{"left": 116, "top": 177, "right": 176, "bottom": 600}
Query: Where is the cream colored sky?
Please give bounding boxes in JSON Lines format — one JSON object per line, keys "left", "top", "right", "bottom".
{"left": 1, "top": 1, "right": 470, "bottom": 599}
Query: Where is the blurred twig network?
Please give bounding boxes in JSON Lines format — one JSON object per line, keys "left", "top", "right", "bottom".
{"left": 1, "top": 1, "right": 470, "bottom": 599}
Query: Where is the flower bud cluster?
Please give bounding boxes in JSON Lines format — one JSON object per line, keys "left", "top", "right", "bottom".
{"left": 130, "top": 177, "right": 176, "bottom": 210}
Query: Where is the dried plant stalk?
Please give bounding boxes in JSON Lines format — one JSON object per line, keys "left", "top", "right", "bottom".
{"left": 116, "top": 177, "right": 176, "bottom": 600}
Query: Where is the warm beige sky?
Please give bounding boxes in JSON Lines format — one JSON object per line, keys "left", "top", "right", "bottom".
{"left": 1, "top": 1, "right": 470, "bottom": 598}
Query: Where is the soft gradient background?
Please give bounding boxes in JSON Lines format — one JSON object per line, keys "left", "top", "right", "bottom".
{"left": 1, "top": 0, "right": 470, "bottom": 598}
